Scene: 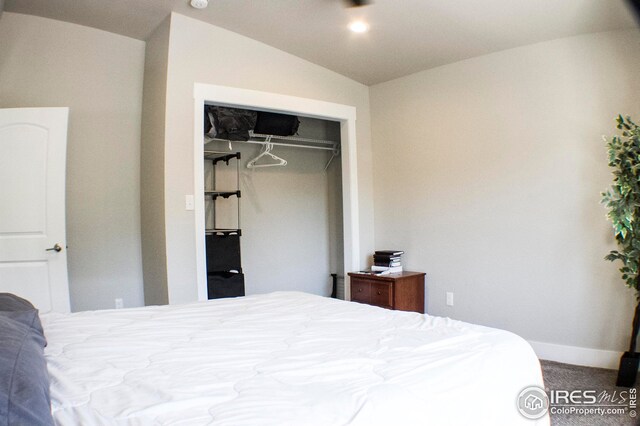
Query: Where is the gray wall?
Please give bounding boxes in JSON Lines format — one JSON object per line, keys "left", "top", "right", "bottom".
{"left": 370, "top": 29, "right": 640, "bottom": 352}
{"left": 0, "top": 12, "right": 146, "bottom": 311}
{"left": 141, "top": 17, "right": 170, "bottom": 306}
{"left": 145, "top": 12, "right": 374, "bottom": 304}
{"left": 204, "top": 117, "right": 343, "bottom": 297}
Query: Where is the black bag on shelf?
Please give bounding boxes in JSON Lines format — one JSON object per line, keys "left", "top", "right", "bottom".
{"left": 205, "top": 106, "right": 257, "bottom": 141}
{"left": 207, "top": 272, "right": 245, "bottom": 299}
{"left": 253, "top": 111, "right": 300, "bottom": 136}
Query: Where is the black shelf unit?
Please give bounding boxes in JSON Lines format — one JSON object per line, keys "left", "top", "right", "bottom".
{"left": 204, "top": 151, "right": 244, "bottom": 299}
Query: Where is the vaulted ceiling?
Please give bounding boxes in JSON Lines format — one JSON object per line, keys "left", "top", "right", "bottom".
{"left": 3, "top": 0, "right": 638, "bottom": 85}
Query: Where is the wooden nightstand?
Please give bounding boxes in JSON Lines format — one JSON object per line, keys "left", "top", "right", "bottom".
{"left": 347, "top": 271, "right": 426, "bottom": 313}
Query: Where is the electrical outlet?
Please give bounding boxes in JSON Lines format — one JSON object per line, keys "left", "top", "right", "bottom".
{"left": 115, "top": 298, "right": 124, "bottom": 309}
{"left": 446, "top": 292, "right": 454, "bottom": 307}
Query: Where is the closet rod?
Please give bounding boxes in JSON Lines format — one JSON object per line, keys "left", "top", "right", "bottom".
{"left": 239, "top": 139, "right": 336, "bottom": 151}
{"left": 249, "top": 132, "right": 337, "bottom": 146}
{"left": 205, "top": 137, "right": 338, "bottom": 152}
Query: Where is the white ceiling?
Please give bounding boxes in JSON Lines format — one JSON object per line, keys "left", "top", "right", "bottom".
{"left": 4, "top": 0, "right": 638, "bottom": 85}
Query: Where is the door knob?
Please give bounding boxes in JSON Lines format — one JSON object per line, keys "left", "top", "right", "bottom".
{"left": 46, "top": 243, "right": 63, "bottom": 253}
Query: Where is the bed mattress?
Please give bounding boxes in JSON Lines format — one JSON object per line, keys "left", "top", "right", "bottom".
{"left": 42, "top": 292, "right": 547, "bottom": 425}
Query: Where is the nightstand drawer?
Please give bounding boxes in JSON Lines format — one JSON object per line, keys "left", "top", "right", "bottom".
{"left": 348, "top": 271, "right": 426, "bottom": 313}
{"left": 350, "top": 279, "right": 371, "bottom": 302}
{"left": 370, "top": 282, "right": 392, "bottom": 308}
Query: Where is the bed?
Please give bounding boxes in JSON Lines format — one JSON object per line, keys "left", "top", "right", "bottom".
{"left": 8, "top": 291, "right": 549, "bottom": 425}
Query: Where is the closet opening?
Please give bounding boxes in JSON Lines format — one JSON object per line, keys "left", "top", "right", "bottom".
{"left": 193, "top": 84, "right": 360, "bottom": 302}
{"left": 203, "top": 105, "right": 344, "bottom": 299}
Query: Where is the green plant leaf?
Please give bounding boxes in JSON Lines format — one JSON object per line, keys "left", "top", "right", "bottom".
{"left": 603, "top": 115, "right": 640, "bottom": 294}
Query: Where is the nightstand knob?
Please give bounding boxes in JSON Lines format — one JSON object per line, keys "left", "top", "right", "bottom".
{"left": 358, "top": 288, "right": 363, "bottom": 292}
{"left": 377, "top": 291, "right": 381, "bottom": 295}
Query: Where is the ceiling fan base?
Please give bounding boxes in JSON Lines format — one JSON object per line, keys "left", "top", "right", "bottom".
{"left": 346, "top": 0, "right": 371, "bottom": 7}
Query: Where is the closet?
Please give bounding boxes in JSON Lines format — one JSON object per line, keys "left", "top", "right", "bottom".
{"left": 202, "top": 104, "right": 344, "bottom": 299}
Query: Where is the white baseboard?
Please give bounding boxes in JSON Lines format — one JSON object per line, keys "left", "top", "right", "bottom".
{"left": 528, "top": 340, "right": 623, "bottom": 370}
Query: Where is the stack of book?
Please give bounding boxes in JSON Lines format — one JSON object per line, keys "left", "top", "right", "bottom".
{"left": 371, "top": 250, "right": 404, "bottom": 274}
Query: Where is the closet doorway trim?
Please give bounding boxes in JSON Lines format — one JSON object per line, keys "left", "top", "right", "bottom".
{"left": 193, "top": 83, "right": 360, "bottom": 301}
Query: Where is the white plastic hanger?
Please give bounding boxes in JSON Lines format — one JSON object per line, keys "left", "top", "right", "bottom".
{"left": 246, "top": 141, "right": 287, "bottom": 169}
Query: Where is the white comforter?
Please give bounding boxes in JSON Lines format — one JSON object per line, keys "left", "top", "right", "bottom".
{"left": 42, "top": 292, "right": 547, "bottom": 425}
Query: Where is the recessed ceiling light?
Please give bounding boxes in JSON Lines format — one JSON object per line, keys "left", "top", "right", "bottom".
{"left": 348, "top": 21, "right": 369, "bottom": 33}
{"left": 190, "top": 0, "right": 208, "bottom": 9}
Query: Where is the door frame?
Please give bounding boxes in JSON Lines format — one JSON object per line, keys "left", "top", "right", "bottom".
{"left": 193, "top": 83, "right": 359, "bottom": 301}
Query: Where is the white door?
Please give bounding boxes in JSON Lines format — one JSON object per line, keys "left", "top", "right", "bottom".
{"left": 0, "top": 108, "right": 70, "bottom": 313}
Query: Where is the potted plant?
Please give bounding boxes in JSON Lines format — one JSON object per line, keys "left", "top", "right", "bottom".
{"left": 602, "top": 115, "right": 640, "bottom": 387}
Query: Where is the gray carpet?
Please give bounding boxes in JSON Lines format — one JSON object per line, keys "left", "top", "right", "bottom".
{"left": 541, "top": 360, "right": 640, "bottom": 425}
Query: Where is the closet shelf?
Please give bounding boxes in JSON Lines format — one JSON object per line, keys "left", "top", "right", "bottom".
{"left": 205, "top": 190, "right": 241, "bottom": 200}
